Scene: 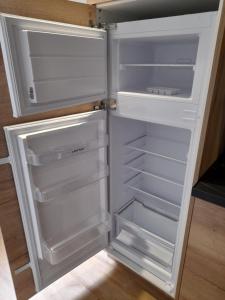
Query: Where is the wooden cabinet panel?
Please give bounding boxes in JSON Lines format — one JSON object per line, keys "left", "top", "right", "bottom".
{"left": 199, "top": 26, "right": 225, "bottom": 176}
{"left": 0, "top": 0, "right": 95, "bottom": 27}
{"left": 13, "top": 268, "right": 35, "bottom": 300}
{"left": 0, "top": 165, "right": 29, "bottom": 271}
{"left": 179, "top": 198, "right": 225, "bottom": 299}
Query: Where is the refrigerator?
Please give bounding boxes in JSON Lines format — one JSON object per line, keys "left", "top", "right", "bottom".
{"left": 0, "top": 11, "right": 218, "bottom": 297}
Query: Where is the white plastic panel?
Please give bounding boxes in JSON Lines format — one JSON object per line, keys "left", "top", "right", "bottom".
{"left": 4, "top": 110, "right": 109, "bottom": 290}
{"left": 0, "top": 14, "right": 107, "bottom": 116}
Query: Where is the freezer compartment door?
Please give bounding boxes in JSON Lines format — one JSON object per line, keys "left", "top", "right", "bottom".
{"left": 4, "top": 110, "right": 110, "bottom": 289}
{"left": 0, "top": 14, "right": 107, "bottom": 117}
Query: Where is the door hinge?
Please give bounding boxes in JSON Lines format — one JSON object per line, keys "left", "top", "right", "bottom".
{"left": 93, "top": 99, "right": 117, "bottom": 111}
{"left": 93, "top": 100, "right": 107, "bottom": 111}
{"left": 108, "top": 99, "right": 117, "bottom": 110}
{"left": 107, "top": 23, "right": 117, "bottom": 31}
{"left": 100, "top": 23, "right": 117, "bottom": 31}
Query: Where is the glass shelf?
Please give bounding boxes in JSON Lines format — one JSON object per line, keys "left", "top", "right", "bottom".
{"left": 125, "top": 152, "right": 186, "bottom": 185}
{"left": 125, "top": 135, "right": 188, "bottom": 164}
{"left": 125, "top": 171, "right": 183, "bottom": 207}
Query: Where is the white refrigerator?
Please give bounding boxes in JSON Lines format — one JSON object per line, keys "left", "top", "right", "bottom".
{"left": 0, "top": 11, "right": 218, "bottom": 297}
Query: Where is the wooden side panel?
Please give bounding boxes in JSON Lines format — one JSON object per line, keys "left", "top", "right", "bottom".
{"left": 13, "top": 268, "right": 36, "bottom": 300}
{"left": 199, "top": 22, "right": 225, "bottom": 175}
{"left": 179, "top": 198, "right": 225, "bottom": 300}
{"left": 0, "top": 0, "right": 95, "bottom": 26}
{"left": 194, "top": 0, "right": 225, "bottom": 178}
{"left": 0, "top": 164, "right": 29, "bottom": 271}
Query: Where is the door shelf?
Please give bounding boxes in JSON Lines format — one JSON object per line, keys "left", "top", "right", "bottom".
{"left": 125, "top": 135, "right": 188, "bottom": 164}
{"left": 114, "top": 199, "right": 177, "bottom": 269}
{"left": 27, "top": 134, "right": 108, "bottom": 166}
{"left": 42, "top": 212, "right": 111, "bottom": 265}
{"left": 34, "top": 166, "right": 108, "bottom": 203}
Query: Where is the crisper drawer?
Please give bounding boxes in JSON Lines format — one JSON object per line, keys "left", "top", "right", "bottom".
{"left": 117, "top": 92, "right": 199, "bottom": 129}
{"left": 112, "top": 199, "right": 178, "bottom": 281}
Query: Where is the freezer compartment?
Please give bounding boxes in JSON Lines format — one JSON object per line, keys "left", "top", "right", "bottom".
{"left": 112, "top": 34, "right": 201, "bottom": 126}
{"left": 118, "top": 35, "right": 199, "bottom": 98}
{"left": 42, "top": 211, "right": 111, "bottom": 265}
{"left": 113, "top": 199, "right": 177, "bottom": 271}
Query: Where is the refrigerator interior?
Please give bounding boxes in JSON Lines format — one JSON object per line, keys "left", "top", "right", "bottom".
{"left": 118, "top": 35, "right": 199, "bottom": 98}
{"left": 109, "top": 115, "right": 191, "bottom": 280}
